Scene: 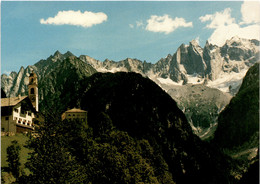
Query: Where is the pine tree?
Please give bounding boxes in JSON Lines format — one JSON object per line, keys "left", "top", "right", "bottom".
{"left": 6, "top": 140, "right": 21, "bottom": 179}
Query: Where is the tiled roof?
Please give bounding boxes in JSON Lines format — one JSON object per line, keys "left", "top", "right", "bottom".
{"left": 1, "top": 96, "right": 28, "bottom": 107}
{"left": 65, "top": 108, "right": 87, "bottom": 113}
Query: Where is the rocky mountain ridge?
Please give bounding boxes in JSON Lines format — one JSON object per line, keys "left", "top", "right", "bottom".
{"left": 1, "top": 36, "right": 258, "bottom": 137}
{"left": 2, "top": 36, "right": 258, "bottom": 98}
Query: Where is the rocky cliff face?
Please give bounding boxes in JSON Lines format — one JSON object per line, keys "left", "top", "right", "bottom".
{"left": 2, "top": 37, "right": 258, "bottom": 98}
{"left": 1, "top": 37, "right": 258, "bottom": 137}
{"left": 1, "top": 52, "right": 97, "bottom": 112}
{"left": 167, "top": 84, "right": 232, "bottom": 140}
{"left": 150, "top": 37, "right": 259, "bottom": 87}
{"left": 203, "top": 41, "right": 224, "bottom": 80}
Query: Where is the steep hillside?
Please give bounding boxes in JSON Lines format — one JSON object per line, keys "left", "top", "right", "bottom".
{"left": 39, "top": 56, "right": 97, "bottom": 113}
{"left": 65, "top": 72, "right": 235, "bottom": 184}
{"left": 213, "top": 62, "right": 259, "bottom": 168}
{"left": 213, "top": 62, "right": 259, "bottom": 149}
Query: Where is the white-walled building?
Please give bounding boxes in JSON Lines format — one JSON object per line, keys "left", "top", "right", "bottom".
{"left": 1, "top": 96, "right": 36, "bottom": 133}
{"left": 1, "top": 71, "right": 39, "bottom": 134}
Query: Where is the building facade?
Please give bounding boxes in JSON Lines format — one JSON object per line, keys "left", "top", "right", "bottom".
{"left": 1, "top": 71, "right": 39, "bottom": 134}
{"left": 1, "top": 96, "right": 36, "bottom": 133}
{"left": 61, "top": 108, "right": 87, "bottom": 122}
{"left": 28, "top": 71, "right": 39, "bottom": 112}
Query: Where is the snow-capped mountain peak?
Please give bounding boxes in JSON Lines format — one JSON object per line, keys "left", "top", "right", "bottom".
{"left": 1, "top": 37, "right": 259, "bottom": 97}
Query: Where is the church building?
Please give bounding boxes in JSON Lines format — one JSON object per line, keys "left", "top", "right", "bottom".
{"left": 1, "top": 71, "right": 39, "bottom": 134}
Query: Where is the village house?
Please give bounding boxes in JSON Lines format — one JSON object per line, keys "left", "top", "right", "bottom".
{"left": 61, "top": 108, "right": 87, "bottom": 122}
{"left": 1, "top": 71, "right": 39, "bottom": 134}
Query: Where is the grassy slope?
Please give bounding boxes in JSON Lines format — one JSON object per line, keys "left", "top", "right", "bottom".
{"left": 1, "top": 133, "right": 30, "bottom": 168}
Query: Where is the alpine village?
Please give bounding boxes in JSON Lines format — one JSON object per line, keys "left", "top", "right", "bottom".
{"left": 1, "top": 36, "right": 259, "bottom": 184}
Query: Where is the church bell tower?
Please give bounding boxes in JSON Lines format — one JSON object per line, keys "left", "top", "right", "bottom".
{"left": 28, "top": 71, "right": 39, "bottom": 111}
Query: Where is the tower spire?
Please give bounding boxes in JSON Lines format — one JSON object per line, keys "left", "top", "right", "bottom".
{"left": 28, "top": 70, "right": 38, "bottom": 111}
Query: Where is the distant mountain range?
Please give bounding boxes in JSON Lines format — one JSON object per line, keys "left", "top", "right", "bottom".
{"left": 2, "top": 36, "right": 259, "bottom": 97}
{"left": 1, "top": 36, "right": 259, "bottom": 137}
{"left": 1, "top": 37, "right": 258, "bottom": 183}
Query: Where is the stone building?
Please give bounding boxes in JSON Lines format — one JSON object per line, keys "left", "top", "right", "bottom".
{"left": 61, "top": 108, "right": 87, "bottom": 122}
{"left": 1, "top": 71, "right": 39, "bottom": 134}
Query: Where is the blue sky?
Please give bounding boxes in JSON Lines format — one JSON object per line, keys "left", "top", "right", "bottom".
{"left": 1, "top": 1, "right": 260, "bottom": 74}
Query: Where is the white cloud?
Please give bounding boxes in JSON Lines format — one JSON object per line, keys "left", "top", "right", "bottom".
{"left": 200, "top": 6, "right": 260, "bottom": 46}
{"left": 199, "top": 8, "right": 235, "bottom": 29}
{"left": 199, "top": 14, "right": 212, "bottom": 22}
{"left": 129, "top": 24, "right": 134, "bottom": 28}
{"left": 40, "top": 10, "right": 107, "bottom": 28}
{"left": 136, "top": 20, "right": 144, "bottom": 28}
{"left": 240, "top": 1, "right": 260, "bottom": 25}
{"left": 208, "top": 24, "right": 260, "bottom": 46}
{"left": 145, "top": 15, "right": 192, "bottom": 34}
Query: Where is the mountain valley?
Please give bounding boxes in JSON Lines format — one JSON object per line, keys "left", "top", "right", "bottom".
{"left": 1, "top": 36, "right": 259, "bottom": 184}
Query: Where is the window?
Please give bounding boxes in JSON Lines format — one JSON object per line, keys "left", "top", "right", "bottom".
{"left": 30, "top": 88, "right": 35, "bottom": 94}
{"left": 14, "top": 108, "right": 19, "bottom": 113}
{"left": 5, "top": 117, "right": 9, "bottom": 121}
{"left": 31, "top": 78, "right": 34, "bottom": 83}
{"left": 2, "top": 128, "right": 4, "bottom": 131}
{"left": 28, "top": 112, "right": 32, "bottom": 116}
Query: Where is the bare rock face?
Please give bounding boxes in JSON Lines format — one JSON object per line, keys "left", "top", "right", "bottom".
{"left": 1, "top": 37, "right": 258, "bottom": 138}
{"left": 150, "top": 37, "right": 258, "bottom": 86}
{"left": 221, "top": 36, "right": 259, "bottom": 62}
{"left": 203, "top": 41, "right": 224, "bottom": 80}
{"left": 167, "top": 84, "right": 232, "bottom": 140}
{"left": 1, "top": 37, "right": 259, "bottom": 111}
{"left": 1, "top": 37, "right": 258, "bottom": 137}
{"left": 1, "top": 71, "right": 18, "bottom": 97}
{"left": 184, "top": 40, "right": 206, "bottom": 75}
